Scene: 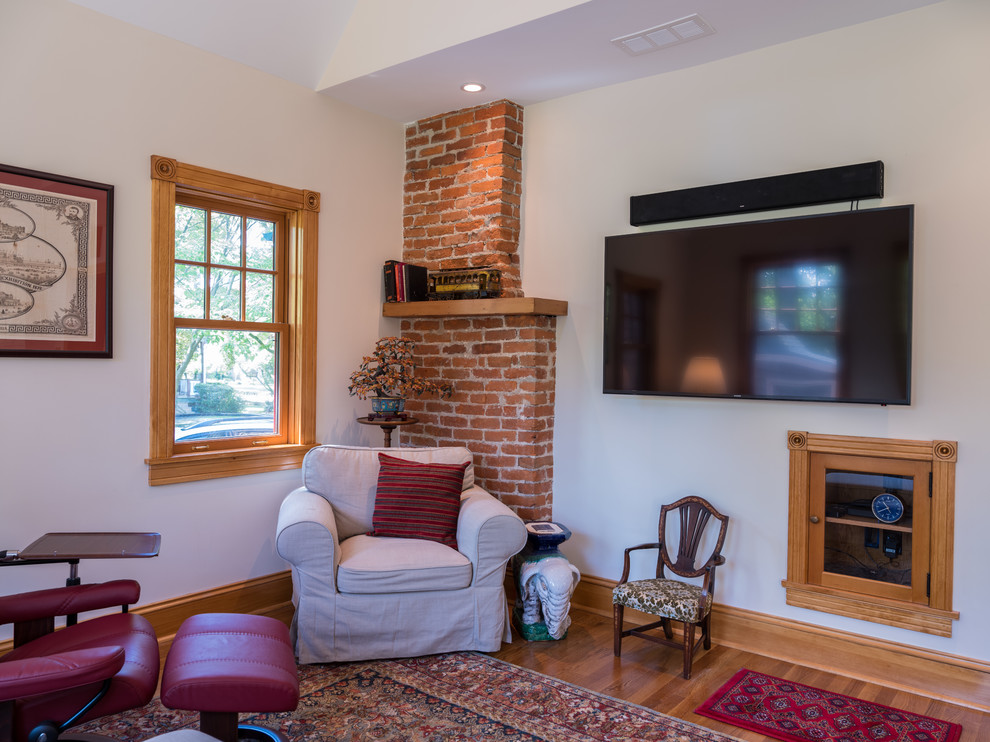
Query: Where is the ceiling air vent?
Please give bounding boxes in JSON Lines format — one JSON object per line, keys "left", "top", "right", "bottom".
{"left": 611, "top": 14, "right": 715, "bottom": 57}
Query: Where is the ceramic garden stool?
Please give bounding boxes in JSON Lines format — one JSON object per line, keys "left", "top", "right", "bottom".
{"left": 512, "top": 522, "right": 581, "bottom": 641}
{"left": 161, "top": 613, "right": 299, "bottom": 742}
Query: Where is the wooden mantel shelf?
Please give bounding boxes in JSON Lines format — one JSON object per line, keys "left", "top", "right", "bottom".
{"left": 382, "top": 297, "right": 567, "bottom": 318}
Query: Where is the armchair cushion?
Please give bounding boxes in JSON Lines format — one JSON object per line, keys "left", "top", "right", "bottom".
{"left": 369, "top": 453, "right": 467, "bottom": 548}
{"left": 302, "top": 445, "right": 474, "bottom": 540}
{"left": 337, "top": 535, "right": 472, "bottom": 593}
{"left": 613, "top": 578, "right": 712, "bottom": 623}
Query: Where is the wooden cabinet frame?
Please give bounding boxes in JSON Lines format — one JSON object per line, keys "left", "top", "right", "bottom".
{"left": 783, "top": 431, "right": 959, "bottom": 636}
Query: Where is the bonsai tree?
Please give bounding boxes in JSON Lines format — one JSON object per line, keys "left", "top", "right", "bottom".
{"left": 348, "top": 336, "right": 453, "bottom": 400}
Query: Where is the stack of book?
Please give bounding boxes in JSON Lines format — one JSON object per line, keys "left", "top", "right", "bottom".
{"left": 383, "top": 260, "right": 428, "bottom": 302}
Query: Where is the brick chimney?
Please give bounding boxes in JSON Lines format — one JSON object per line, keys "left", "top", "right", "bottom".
{"left": 398, "top": 100, "right": 556, "bottom": 521}
{"left": 403, "top": 100, "right": 523, "bottom": 297}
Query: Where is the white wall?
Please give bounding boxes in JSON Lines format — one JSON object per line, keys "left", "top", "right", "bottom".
{"left": 522, "top": 0, "right": 990, "bottom": 662}
{"left": 0, "top": 0, "right": 404, "bottom": 611}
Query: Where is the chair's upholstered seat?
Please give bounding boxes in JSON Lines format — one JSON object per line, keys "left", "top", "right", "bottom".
{"left": 613, "top": 578, "right": 712, "bottom": 624}
{"left": 337, "top": 534, "right": 472, "bottom": 594}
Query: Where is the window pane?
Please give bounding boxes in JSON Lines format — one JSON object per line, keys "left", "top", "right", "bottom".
{"left": 174, "top": 328, "right": 278, "bottom": 443}
{"left": 175, "top": 206, "right": 206, "bottom": 262}
{"left": 211, "top": 212, "right": 242, "bottom": 267}
{"left": 174, "top": 264, "right": 205, "bottom": 319}
{"left": 210, "top": 268, "right": 241, "bottom": 320}
{"left": 246, "top": 272, "right": 274, "bottom": 322}
{"left": 246, "top": 218, "right": 275, "bottom": 270}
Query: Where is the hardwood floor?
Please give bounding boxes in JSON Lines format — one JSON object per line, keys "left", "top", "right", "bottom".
{"left": 490, "top": 607, "right": 990, "bottom": 741}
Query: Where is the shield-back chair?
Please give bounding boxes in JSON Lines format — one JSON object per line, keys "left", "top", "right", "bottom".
{"left": 612, "top": 495, "right": 729, "bottom": 679}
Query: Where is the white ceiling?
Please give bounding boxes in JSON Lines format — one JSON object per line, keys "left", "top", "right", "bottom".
{"left": 65, "top": 0, "right": 942, "bottom": 124}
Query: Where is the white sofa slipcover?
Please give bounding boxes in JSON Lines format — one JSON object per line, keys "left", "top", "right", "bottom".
{"left": 276, "top": 444, "right": 527, "bottom": 663}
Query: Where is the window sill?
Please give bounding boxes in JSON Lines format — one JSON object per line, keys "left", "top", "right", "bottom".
{"left": 146, "top": 443, "right": 316, "bottom": 485}
{"left": 782, "top": 580, "right": 959, "bottom": 637}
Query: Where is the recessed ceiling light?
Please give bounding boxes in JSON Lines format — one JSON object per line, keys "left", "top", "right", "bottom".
{"left": 461, "top": 83, "right": 485, "bottom": 93}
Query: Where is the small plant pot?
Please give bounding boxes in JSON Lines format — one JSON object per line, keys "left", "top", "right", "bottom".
{"left": 371, "top": 397, "right": 405, "bottom": 415}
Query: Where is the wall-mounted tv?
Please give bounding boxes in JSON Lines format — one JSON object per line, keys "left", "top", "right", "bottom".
{"left": 603, "top": 205, "right": 913, "bottom": 405}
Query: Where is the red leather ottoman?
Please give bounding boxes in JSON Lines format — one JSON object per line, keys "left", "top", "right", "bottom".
{"left": 161, "top": 613, "right": 299, "bottom": 742}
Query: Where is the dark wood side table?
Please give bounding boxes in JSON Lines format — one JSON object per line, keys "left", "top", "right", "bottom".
{"left": 356, "top": 416, "right": 419, "bottom": 447}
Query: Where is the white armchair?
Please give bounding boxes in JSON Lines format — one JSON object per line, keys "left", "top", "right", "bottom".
{"left": 276, "top": 444, "right": 527, "bottom": 663}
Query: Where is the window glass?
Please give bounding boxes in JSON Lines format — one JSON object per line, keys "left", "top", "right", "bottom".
{"left": 211, "top": 211, "right": 242, "bottom": 266}
{"left": 246, "top": 218, "right": 275, "bottom": 270}
{"left": 174, "top": 264, "right": 205, "bottom": 319}
{"left": 246, "top": 272, "right": 274, "bottom": 322}
{"left": 175, "top": 328, "right": 278, "bottom": 444}
{"left": 172, "top": 198, "right": 284, "bottom": 450}
{"left": 175, "top": 206, "right": 206, "bottom": 262}
{"left": 210, "top": 267, "right": 242, "bottom": 321}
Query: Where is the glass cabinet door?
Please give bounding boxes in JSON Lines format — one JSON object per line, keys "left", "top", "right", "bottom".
{"left": 808, "top": 453, "right": 931, "bottom": 604}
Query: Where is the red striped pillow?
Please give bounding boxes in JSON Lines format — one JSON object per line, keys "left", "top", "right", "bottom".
{"left": 369, "top": 453, "right": 468, "bottom": 548}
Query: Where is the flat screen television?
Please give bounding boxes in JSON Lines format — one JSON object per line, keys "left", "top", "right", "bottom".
{"left": 603, "top": 205, "right": 913, "bottom": 404}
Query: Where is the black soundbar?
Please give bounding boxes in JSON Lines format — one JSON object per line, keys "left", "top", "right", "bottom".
{"left": 630, "top": 161, "right": 884, "bottom": 226}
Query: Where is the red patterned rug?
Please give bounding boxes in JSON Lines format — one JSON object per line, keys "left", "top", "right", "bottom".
{"left": 695, "top": 668, "right": 962, "bottom": 742}
{"left": 77, "top": 652, "right": 742, "bottom": 741}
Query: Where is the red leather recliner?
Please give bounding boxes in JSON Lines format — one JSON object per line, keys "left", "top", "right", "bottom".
{"left": 0, "top": 580, "right": 160, "bottom": 742}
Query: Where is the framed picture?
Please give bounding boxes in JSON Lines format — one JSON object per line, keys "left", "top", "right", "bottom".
{"left": 0, "top": 163, "right": 113, "bottom": 357}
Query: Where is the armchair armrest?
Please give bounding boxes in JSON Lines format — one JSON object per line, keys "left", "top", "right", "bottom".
{"left": 618, "top": 542, "right": 661, "bottom": 583}
{"left": 276, "top": 487, "right": 341, "bottom": 592}
{"left": 456, "top": 485, "right": 526, "bottom": 586}
{"left": 0, "top": 646, "right": 124, "bottom": 701}
{"left": 0, "top": 580, "right": 140, "bottom": 626}
{"left": 699, "top": 554, "right": 726, "bottom": 596}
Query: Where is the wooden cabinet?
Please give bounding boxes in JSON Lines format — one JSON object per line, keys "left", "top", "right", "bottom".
{"left": 783, "top": 432, "right": 959, "bottom": 636}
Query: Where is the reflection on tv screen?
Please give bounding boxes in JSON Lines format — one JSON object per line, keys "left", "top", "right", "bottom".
{"left": 603, "top": 206, "right": 912, "bottom": 405}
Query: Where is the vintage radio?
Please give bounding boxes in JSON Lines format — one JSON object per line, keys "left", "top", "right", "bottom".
{"left": 428, "top": 268, "right": 502, "bottom": 300}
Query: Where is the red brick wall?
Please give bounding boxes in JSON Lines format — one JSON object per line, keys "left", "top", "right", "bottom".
{"left": 399, "top": 316, "right": 555, "bottom": 521}
{"left": 399, "top": 99, "right": 555, "bottom": 522}
{"left": 404, "top": 100, "right": 523, "bottom": 297}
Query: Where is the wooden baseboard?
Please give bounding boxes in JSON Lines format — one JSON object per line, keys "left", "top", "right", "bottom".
{"left": 572, "top": 573, "right": 990, "bottom": 712}
{"left": 8, "top": 569, "right": 988, "bottom": 713}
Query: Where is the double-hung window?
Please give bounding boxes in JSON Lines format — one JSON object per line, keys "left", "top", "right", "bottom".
{"left": 147, "top": 156, "right": 318, "bottom": 484}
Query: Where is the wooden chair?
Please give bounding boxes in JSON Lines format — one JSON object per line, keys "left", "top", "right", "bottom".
{"left": 612, "top": 496, "right": 729, "bottom": 679}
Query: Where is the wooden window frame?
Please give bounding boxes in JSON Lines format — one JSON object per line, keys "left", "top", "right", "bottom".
{"left": 783, "top": 431, "right": 959, "bottom": 637}
{"left": 147, "top": 156, "right": 319, "bottom": 485}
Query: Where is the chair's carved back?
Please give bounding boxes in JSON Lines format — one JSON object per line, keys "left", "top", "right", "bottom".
{"left": 657, "top": 496, "right": 728, "bottom": 579}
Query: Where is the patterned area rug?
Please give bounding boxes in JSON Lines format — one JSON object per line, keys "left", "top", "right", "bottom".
{"left": 78, "top": 652, "right": 742, "bottom": 741}
{"left": 695, "top": 668, "right": 962, "bottom": 742}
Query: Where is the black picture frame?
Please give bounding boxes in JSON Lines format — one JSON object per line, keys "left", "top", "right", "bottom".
{"left": 0, "top": 163, "right": 113, "bottom": 358}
